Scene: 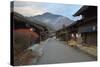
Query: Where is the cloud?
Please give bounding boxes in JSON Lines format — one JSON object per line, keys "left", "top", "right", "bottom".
{"left": 14, "top": 7, "right": 48, "bottom": 16}
{"left": 14, "top": 1, "right": 82, "bottom": 20}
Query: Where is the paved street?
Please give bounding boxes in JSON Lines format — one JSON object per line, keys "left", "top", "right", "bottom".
{"left": 37, "top": 38, "right": 96, "bottom": 64}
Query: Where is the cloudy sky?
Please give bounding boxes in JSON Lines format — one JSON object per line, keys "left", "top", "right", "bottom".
{"left": 14, "top": 1, "right": 82, "bottom": 21}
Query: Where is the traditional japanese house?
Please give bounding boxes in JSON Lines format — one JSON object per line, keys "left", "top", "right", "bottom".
{"left": 11, "top": 2, "right": 49, "bottom": 64}
{"left": 11, "top": 11, "right": 49, "bottom": 65}
{"left": 56, "top": 25, "right": 68, "bottom": 41}
{"left": 67, "top": 6, "right": 97, "bottom": 46}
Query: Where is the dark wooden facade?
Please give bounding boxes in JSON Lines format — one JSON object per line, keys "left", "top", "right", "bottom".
{"left": 67, "top": 6, "right": 97, "bottom": 46}
{"left": 56, "top": 25, "right": 68, "bottom": 41}
{"left": 12, "top": 12, "right": 49, "bottom": 42}
{"left": 11, "top": 11, "right": 49, "bottom": 65}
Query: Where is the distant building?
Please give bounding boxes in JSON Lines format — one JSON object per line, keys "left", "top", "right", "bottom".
{"left": 67, "top": 6, "right": 97, "bottom": 46}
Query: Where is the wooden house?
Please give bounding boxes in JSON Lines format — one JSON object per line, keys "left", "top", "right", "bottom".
{"left": 11, "top": 11, "right": 49, "bottom": 65}
{"left": 67, "top": 6, "right": 97, "bottom": 46}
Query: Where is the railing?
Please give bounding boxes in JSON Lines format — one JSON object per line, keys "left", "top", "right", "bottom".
{"left": 79, "top": 25, "right": 96, "bottom": 33}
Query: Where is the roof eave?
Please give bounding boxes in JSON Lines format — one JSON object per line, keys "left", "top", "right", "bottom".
{"left": 73, "top": 6, "right": 88, "bottom": 16}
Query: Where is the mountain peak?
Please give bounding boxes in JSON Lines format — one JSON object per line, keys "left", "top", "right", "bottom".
{"left": 43, "top": 12, "right": 62, "bottom": 17}
{"left": 27, "top": 12, "right": 74, "bottom": 31}
{"left": 43, "top": 12, "right": 52, "bottom": 15}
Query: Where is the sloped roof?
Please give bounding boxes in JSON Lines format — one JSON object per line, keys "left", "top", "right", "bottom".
{"left": 73, "top": 6, "right": 97, "bottom": 16}
{"left": 12, "top": 12, "right": 48, "bottom": 30}
{"left": 73, "top": 6, "right": 88, "bottom": 16}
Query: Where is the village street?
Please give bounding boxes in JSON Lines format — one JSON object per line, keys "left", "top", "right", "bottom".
{"left": 36, "top": 37, "right": 96, "bottom": 64}
{"left": 12, "top": 2, "right": 97, "bottom": 66}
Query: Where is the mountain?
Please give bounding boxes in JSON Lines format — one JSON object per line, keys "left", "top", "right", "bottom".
{"left": 27, "top": 12, "right": 74, "bottom": 31}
